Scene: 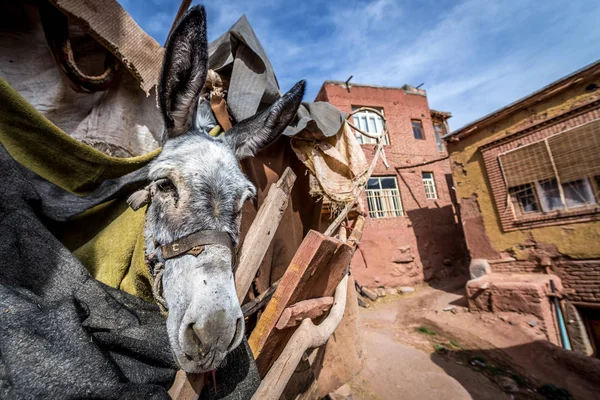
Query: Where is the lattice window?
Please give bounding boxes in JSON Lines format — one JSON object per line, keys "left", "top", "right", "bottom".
{"left": 422, "top": 172, "right": 438, "bottom": 199}
{"left": 366, "top": 176, "right": 404, "bottom": 218}
{"left": 499, "top": 119, "right": 600, "bottom": 218}
{"left": 352, "top": 107, "right": 389, "bottom": 145}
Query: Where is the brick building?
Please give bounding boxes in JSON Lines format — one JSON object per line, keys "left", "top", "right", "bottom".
{"left": 444, "top": 60, "right": 600, "bottom": 354}
{"left": 316, "top": 81, "right": 467, "bottom": 288}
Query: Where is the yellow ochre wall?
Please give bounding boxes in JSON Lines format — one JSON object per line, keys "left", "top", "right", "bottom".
{"left": 447, "top": 75, "right": 600, "bottom": 260}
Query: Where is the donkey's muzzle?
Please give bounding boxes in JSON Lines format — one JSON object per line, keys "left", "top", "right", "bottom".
{"left": 180, "top": 307, "right": 244, "bottom": 364}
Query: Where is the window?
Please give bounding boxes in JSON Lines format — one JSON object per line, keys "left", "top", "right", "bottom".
{"left": 509, "top": 183, "right": 540, "bottom": 213}
{"left": 366, "top": 176, "right": 403, "bottom": 218}
{"left": 433, "top": 124, "right": 445, "bottom": 151}
{"left": 422, "top": 172, "right": 438, "bottom": 199}
{"left": 509, "top": 178, "right": 597, "bottom": 215}
{"left": 352, "top": 107, "right": 389, "bottom": 145}
{"left": 500, "top": 119, "right": 600, "bottom": 219}
{"left": 412, "top": 120, "right": 424, "bottom": 140}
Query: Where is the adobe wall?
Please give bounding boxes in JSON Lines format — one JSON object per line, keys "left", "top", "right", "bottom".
{"left": 446, "top": 72, "right": 600, "bottom": 304}
{"left": 319, "top": 83, "right": 468, "bottom": 288}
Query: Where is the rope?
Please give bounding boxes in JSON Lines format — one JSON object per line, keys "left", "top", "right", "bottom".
{"left": 152, "top": 263, "right": 169, "bottom": 314}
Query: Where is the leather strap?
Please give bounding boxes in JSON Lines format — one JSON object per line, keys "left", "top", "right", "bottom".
{"left": 161, "top": 230, "right": 234, "bottom": 260}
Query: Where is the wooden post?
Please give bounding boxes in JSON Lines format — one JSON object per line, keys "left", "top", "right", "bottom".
{"left": 235, "top": 167, "right": 296, "bottom": 302}
{"left": 250, "top": 275, "right": 349, "bottom": 400}
{"left": 275, "top": 297, "right": 334, "bottom": 330}
{"left": 168, "top": 371, "right": 204, "bottom": 400}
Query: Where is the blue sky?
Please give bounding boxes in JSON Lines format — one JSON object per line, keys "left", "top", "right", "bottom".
{"left": 120, "top": 0, "right": 600, "bottom": 131}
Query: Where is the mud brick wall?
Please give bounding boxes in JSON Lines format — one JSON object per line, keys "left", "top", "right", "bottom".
{"left": 490, "top": 261, "right": 544, "bottom": 274}
{"left": 316, "top": 82, "right": 468, "bottom": 287}
{"left": 467, "top": 275, "right": 562, "bottom": 345}
{"left": 552, "top": 261, "right": 600, "bottom": 304}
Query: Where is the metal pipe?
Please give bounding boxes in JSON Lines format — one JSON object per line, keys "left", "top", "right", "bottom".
{"left": 550, "top": 279, "right": 571, "bottom": 350}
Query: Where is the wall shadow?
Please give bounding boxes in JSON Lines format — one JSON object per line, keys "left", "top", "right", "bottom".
{"left": 428, "top": 339, "right": 600, "bottom": 400}
{"left": 406, "top": 204, "right": 470, "bottom": 290}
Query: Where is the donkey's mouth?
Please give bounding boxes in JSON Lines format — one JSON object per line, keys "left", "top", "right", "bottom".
{"left": 175, "top": 346, "right": 227, "bottom": 373}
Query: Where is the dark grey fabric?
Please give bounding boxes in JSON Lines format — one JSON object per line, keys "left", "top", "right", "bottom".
{"left": 0, "top": 143, "right": 260, "bottom": 399}
{"left": 0, "top": 142, "right": 176, "bottom": 399}
{"left": 207, "top": 15, "right": 344, "bottom": 138}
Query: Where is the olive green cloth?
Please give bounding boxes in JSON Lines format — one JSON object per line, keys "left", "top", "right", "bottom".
{"left": 0, "top": 76, "right": 160, "bottom": 301}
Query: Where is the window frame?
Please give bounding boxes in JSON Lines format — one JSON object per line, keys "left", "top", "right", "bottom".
{"left": 422, "top": 171, "right": 438, "bottom": 199}
{"left": 433, "top": 123, "right": 445, "bottom": 151}
{"left": 351, "top": 106, "right": 390, "bottom": 145}
{"left": 365, "top": 176, "right": 404, "bottom": 218}
{"left": 482, "top": 109, "right": 600, "bottom": 232}
{"left": 412, "top": 119, "right": 425, "bottom": 140}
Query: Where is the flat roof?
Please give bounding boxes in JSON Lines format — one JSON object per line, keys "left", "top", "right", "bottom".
{"left": 445, "top": 59, "right": 600, "bottom": 140}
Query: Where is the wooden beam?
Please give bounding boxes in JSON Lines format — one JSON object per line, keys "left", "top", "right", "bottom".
{"left": 276, "top": 297, "right": 334, "bottom": 330}
{"left": 250, "top": 275, "right": 349, "bottom": 400}
{"left": 168, "top": 371, "right": 203, "bottom": 400}
{"left": 249, "top": 230, "right": 355, "bottom": 376}
{"left": 235, "top": 167, "right": 296, "bottom": 302}
{"left": 248, "top": 231, "right": 340, "bottom": 358}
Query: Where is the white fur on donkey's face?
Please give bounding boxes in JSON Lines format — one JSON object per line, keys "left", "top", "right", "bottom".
{"left": 145, "top": 135, "right": 254, "bottom": 372}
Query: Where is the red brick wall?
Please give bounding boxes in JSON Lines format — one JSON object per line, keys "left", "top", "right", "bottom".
{"left": 553, "top": 261, "right": 600, "bottom": 303}
{"left": 318, "top": 82, "right": 468, "bottom": 287}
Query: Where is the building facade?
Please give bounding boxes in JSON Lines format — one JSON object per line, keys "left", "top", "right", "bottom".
{"left": 445, "top": 61, "right": 600, "bottom": 354}
{"left": 316, "top": 81, "right": 467, "bottom": 288}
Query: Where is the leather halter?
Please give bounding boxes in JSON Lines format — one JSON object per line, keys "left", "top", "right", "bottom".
{"left": 145, "top": 223, "right": 236, "bottom": 313}
{"left": 160, "top": 229, "right": 234, "bottom": 259}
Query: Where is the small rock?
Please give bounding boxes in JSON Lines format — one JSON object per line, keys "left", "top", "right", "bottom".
{"left": 508, "top": 321, "right": 516, "bottom": 326}
{"left": 375, "top": 287, "right": 387, "bottom": 297}
{"left": 397, "top": 286, "right": 415, "bottom": 294}
{"left": 385, "top": 287, "right": 397, "bottom": 296}
{"left": 498, "top": 315, "right": 506, "bottom": 322}
{"left": 374, "top": 276, "right": 381, "bottom": 283}
{"left": 527, "top": 320, "right": 538, "bottom": 327}
{"left": 357, "top": 297, "right": 369, "bottom": 308}
{"left": 443, "top": 306, "right": 455, "bottom": 312}
{"left": 443, "top": 258, "right": 452, "bottom": 266}
{"left": 498, "top": 376, "right": 519, "bottom": 393}
{"left": 361, "top": 287, "right": 378, "bottom": 301}
{"left": 451, "top": 307, "right": 468, "bottom": 314}
{"left": 330, "top": 383, "right": 353, "bottom": 400}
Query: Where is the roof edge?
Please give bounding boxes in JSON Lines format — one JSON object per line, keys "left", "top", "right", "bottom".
{"left": 445, "top": 59, "right": 600, "bottom": 140}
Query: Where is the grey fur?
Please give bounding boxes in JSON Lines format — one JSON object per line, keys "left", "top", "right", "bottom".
{"left": 147, "top": 5, "right": 306, "bottom": 373}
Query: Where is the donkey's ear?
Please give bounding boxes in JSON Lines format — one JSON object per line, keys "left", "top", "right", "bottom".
{"left": 158, "top": 5, "right": 208, "bottom": 140}
{"left": 223, "top": 80, "right": 305, "bottom": 159}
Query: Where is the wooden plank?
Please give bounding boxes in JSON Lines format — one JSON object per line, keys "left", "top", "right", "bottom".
{"left": 250, "top": 275, "right": 349, "bottom": 400}
{"left": 275, "top": 297, "right": 334, "bottom": 330}
{"left": 235, "top": 167, "right": 296, "bottom": 302}
{"left": 250, "top": 230, "right": 356, "bottom": 376}
{"left": 168, "top": 371, "right": 203, "bottom": 400}
{"left": 248, "top": 230, "right": 339, "bottom": 358}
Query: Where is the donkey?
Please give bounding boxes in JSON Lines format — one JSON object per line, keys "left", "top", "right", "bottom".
{"left": 126, "top": 6, "right": 305, "bottom": 373}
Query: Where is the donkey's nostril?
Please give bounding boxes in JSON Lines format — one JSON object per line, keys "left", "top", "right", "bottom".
{"left": 192, "top": 324, "right": 211, "bottom": 356}
{"left": 227, "top": 317, "right": 244, "bottom": 351}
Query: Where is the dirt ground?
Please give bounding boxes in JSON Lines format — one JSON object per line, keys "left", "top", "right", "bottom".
{"left": 344, "top": 279, "right": 600, "bottom": 400}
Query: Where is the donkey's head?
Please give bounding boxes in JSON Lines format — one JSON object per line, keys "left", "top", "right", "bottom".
{"left": 128, "top": 6, "right": 305, "bottom": 372}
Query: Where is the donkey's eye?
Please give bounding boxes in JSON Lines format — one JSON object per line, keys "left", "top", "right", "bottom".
{"left": 156, "top": 178, "right": 175, "bottom": 193}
